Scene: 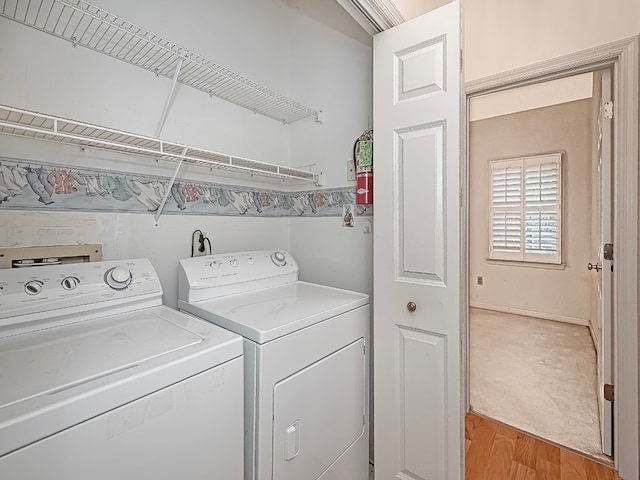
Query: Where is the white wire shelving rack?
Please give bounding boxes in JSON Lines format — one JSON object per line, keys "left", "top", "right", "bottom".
{"left": 0, "top": 104, "right": 320, "bottom": 223}
{"left": 0, "top": 0, "right": 321, "bottom": 124}
{"left": 0, "top": 105, "right": 318, "bottom": 182}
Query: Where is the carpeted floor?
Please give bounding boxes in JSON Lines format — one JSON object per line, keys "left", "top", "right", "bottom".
{"left": 469, "top": 308, "right": 608, "bottom": 462}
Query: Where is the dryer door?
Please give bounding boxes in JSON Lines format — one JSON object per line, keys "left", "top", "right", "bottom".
{"left": 272, "top": 338, "right": 365, "bottom": 480}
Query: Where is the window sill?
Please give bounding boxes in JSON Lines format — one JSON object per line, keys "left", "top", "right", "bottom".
{"left": 485, "top": 258, "right": 566, "bottom": 270}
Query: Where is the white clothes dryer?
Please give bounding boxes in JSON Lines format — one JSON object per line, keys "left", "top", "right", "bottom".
{"left": 0, "top": 258, "right": 244, "bottom": 480}
{"left": 178, "top": 250, "right": 370, "bottom": 480}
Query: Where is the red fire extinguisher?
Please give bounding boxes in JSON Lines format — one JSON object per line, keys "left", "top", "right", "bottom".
{"left": 354, "top": 129, "right": 373, "bottom": 205}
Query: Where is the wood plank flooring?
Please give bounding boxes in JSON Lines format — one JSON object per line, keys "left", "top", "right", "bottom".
{"left": 466, "top": 413, "right": 621, "bottom": 480}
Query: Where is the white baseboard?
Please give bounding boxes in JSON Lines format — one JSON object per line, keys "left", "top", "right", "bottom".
{"left": 470, "top": 302, "right": 589, "bottom": 326}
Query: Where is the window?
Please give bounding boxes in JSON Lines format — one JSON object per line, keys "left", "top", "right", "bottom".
{"left": 490, "top": 153, "right": 562, "bottom": 264}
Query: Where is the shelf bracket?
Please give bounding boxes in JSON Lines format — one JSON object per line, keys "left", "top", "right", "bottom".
{"left": 153, "top": 147, "right": 187, "bottom": 228}
{"left": 155, "top": 58, "right": 184, "bottom": 138}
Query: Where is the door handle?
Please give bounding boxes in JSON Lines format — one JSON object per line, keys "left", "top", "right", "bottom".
{"left": 407, "top": 301, "right": 417, "bottom": 312}
{"left": 588, "top": 262, "right": 602, "bottom": 272}
{"left": 284, "top": 420, "right": 300, "bottom": 461}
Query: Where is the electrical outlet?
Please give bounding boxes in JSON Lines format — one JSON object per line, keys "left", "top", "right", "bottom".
{"left": 477, "top": 276, "right": 483, "bottom": 285}
{"left": 347, "top": 160, "right": 356, "bottom": 182}
{"left": 192, "top": 230, "right": 209, "bottom": 257}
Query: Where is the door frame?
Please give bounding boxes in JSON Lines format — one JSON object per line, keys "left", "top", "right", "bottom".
{"left": 462, "top": 36, "right": 639, "bottom": 479}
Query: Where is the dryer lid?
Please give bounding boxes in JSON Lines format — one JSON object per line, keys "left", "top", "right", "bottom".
{"left": 181, "top": 281, "right": 369, "bottom": 344}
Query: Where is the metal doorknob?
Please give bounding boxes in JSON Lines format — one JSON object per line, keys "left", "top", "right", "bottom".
{"left": 407, "top": 301, "right": 417, "bottom": 312}
{"left": 588, "top": 262, "right": 602, "bottom": 272}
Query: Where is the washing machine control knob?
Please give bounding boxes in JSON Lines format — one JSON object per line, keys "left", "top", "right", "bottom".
{"left": 61, "top": 276, "right": 80, "bottom": 291}
{"left": 230, "top": 258, "right": 238, "bottom": 268}
{"left": 105, "top": 267, "right": 133, "bottom": 290}
{"left": 270, "top": 251, "right": 287, "bottom": 267}
{"left": 24, "top": 280, "right": 44, "bottom": 295}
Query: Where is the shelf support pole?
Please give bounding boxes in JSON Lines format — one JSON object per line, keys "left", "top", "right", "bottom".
{"left": 153, "top": 147, "right": 187, "bottom": 228}
{"left": 155, "top": 58, "right": 184, "bottom": 138}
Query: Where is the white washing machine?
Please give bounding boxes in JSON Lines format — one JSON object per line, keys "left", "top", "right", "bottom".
{"left": 178, "top": 250, "right": 370, "bottom": 480}
{"left": 0, "top": 258, "right": 244, "bottom": 480}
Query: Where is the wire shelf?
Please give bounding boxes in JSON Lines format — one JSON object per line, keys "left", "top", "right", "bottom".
{"left": 0, "top": 0, "right": 320, "bottom": 124}
{"left": 0, "top": 104, "right": 319, "bottom": 183}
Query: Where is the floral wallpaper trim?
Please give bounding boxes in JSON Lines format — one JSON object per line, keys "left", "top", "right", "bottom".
{"left": 0, "top": 159, "right": 372, "bottom": 218}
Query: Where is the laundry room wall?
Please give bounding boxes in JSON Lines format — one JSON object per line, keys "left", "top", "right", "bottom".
{"left": 287, "top": 1, "right": 374, "bottom": 298}
{"left": 0, "top": 0, "right": 373, "bottom": 307}
{"left": 463, "top": 0, "right": 640, "bottom": 81}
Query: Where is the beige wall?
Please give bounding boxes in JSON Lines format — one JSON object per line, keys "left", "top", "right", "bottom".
{"left": 469, "top": 97, "right": 597, "bottom": 324}
{"left": 463, "top": 0, "right": 640, "bottom": 81}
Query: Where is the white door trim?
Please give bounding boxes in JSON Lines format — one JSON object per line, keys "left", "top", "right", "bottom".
{"left": 463, "top": 35, "right": 639, "bottom": 480}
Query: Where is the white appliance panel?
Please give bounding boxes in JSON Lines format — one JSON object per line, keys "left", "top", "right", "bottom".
{"left": 0, "top": 310, "right": 202, "bottom": 409}
{"left": 180, "top": 282, "right": 368, "bottom": 344}
{"left": 178, "top": 250, "right": 298, "bottom": 303}
{"left": 254, "top": 306, "right": 370, "bottom": 480}
{"left": 0, "top": 359, "right": 244, "bottom": 480}
{"left": 0, "top": 258, "right": 162, "bottom": 328}
{"left": 273, "top": 338, "right": 365, "bottom": 480}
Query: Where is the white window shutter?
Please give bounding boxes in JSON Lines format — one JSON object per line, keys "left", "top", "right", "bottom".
{"left": 489, "top": 160, "right": 523, "bottom": 260}
{"left": 489, "top": 154, "right": 562, "bottom": 264}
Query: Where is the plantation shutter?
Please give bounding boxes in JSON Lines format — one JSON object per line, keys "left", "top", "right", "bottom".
{"left": 490, "top": 161, "right": 522, "bottom": 260}
{"left": 489, "top": 153, "right": 562, "bottom": 264}
{"left": 524, "top": 156, "right": 561, "bottom": 262}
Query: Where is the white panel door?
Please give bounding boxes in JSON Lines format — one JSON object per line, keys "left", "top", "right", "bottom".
{"left": 373, "top": 3, "right": 461, "bottom": 480}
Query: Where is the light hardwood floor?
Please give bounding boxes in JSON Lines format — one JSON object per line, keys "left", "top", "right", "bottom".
{"left": 465, "top": 413, "right": 621, "bottom": 480}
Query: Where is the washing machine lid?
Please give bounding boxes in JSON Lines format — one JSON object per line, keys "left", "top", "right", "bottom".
{"left": 180, "top": 281, "right": 369, "bottom": 344}
{"left": 0, "top": 305, "right": 242, "bottom": 458}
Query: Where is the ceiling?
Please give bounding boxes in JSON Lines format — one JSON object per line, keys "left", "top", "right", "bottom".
{"left": 335, "top": 0, "right": 451, "bottom": 34}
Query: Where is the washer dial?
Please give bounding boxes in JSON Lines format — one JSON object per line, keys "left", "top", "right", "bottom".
{"left": 105, "top": 267, "right": 133, "bottom": 290}
{"left": 61, "top": 276, "right": 80, "bottom": 291}
{"left": 25, "top": 280, "right": 44, "bottom": 295}
{"left": 270, "top": 251, "right": 287, "bottom": 267}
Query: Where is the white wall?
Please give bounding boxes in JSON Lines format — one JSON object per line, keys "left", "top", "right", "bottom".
{"left": 286, "top": 0, "right": 373, "bottom": 297}
{"left": 0, "top": 0, "right": 374, "bottom": 305}
{"left": 290, "top": 217, "right": 373, "bottom": 296}
{"left": 463, "top": 0, "right": 640, "bottom": 81}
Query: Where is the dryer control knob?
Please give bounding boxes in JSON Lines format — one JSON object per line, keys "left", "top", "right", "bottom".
{"left": 270, "top": 251, "right": 287, "bottom": 267}
{"left": 61, "top": 276, "right": 80, "bottom": 291}
{"left": 24, "top": 280, "right": 44, "bottom": 295}
{"left": 105, "top": 267, "right": 133, "bottom": 290}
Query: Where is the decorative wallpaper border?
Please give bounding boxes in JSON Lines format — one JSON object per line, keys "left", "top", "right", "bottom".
{"left": 0, "top": 159, "right": 372, "bottom": 218}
